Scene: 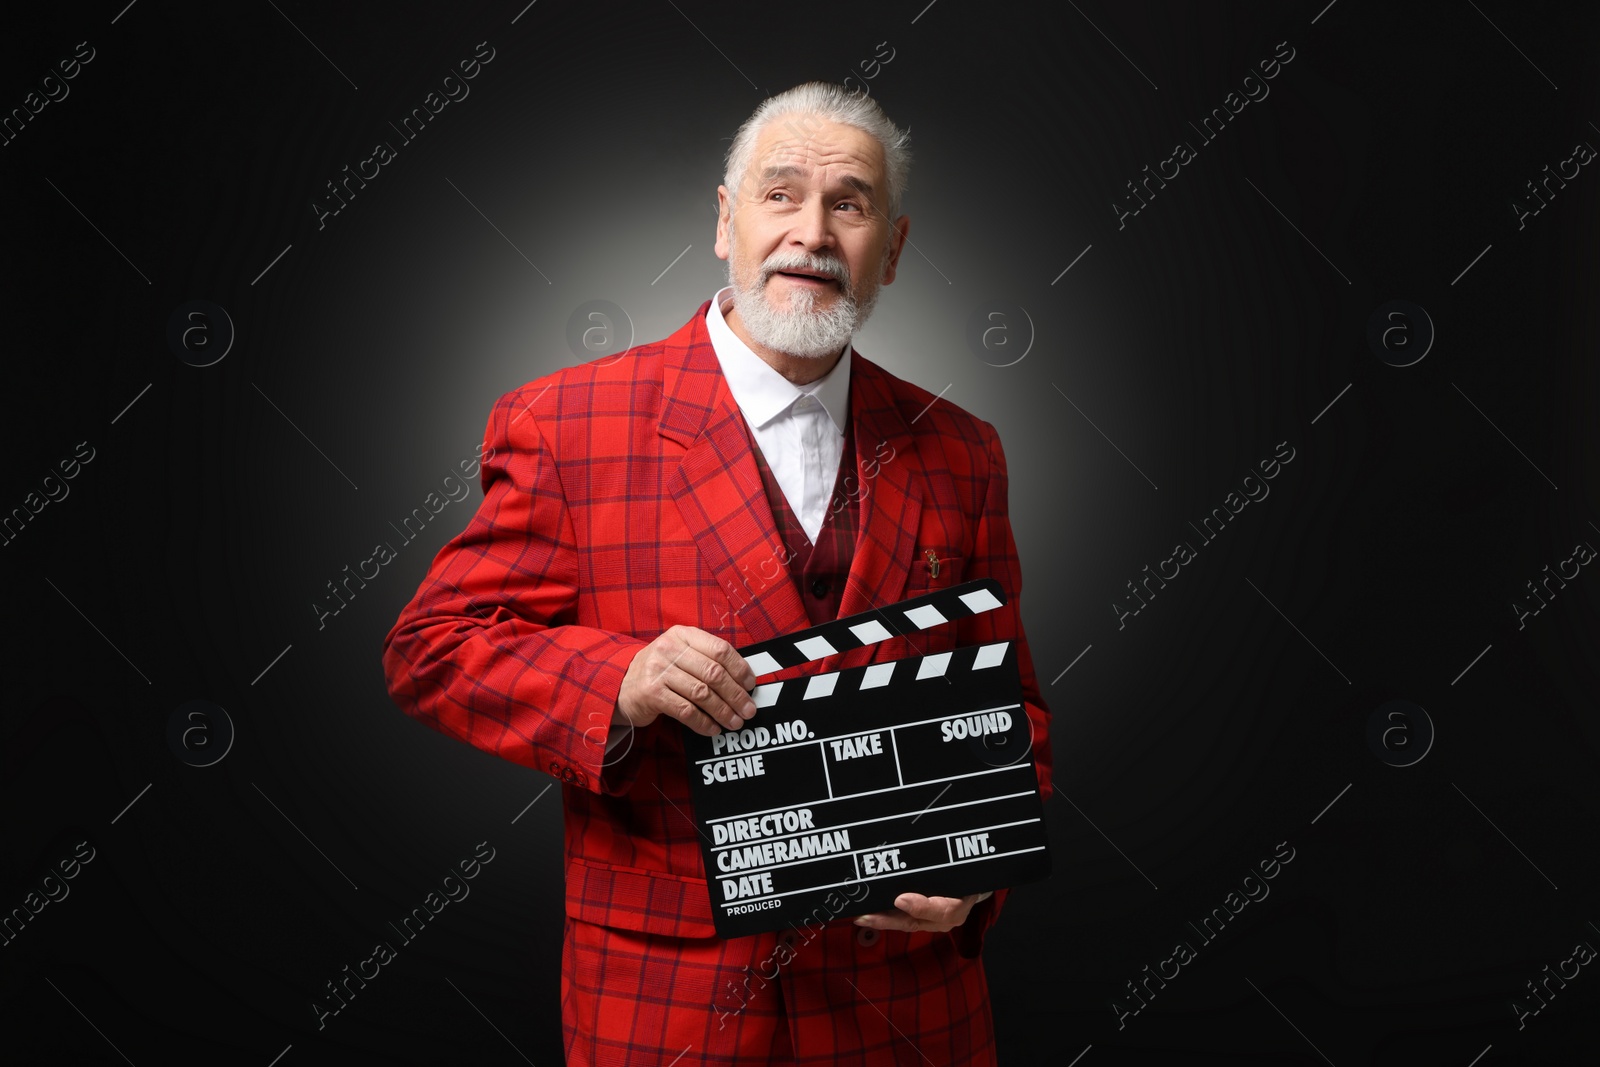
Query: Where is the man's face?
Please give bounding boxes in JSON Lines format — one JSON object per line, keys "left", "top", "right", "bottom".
{"left": 715, "top": 115, "right": 910, "bottom": 362}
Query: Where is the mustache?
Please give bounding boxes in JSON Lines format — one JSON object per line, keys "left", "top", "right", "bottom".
{"left": 760, "top": 252, "right": 851, "bottom": 288}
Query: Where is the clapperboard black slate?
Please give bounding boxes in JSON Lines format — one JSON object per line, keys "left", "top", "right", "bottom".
{"left": 682, "top": 579, "right": 1051, "bottom": 938}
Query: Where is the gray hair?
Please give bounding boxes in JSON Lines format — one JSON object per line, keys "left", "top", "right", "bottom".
{"left": 723, "top": 82, "right": 912, "bottom": 223}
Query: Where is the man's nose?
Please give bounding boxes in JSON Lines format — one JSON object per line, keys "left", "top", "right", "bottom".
{"left": 788, "top": 198, "right": 835, "bottom": 253}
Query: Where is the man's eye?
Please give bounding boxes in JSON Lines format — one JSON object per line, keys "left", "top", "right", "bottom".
{"left": 837, "top": 201, "right": 861, "bottom": 212}
{"left": 767, "top": 191, "right": 789, "bottom": 202}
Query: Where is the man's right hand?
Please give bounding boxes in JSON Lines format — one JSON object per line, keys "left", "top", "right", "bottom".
{"left": 615, "top": 626, "right": 760, "bottom": 737}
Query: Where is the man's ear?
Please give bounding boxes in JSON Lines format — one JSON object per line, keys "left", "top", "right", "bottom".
{"left": 881, "top": 215, "right": 911, "bottom": 285}
{"left": 714, "top": 186, "right": 732, "bottom": 260}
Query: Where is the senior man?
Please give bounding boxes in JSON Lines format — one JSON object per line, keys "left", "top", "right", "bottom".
{"left": 383, "top": 81, "right": 1052, "bottom": 1065}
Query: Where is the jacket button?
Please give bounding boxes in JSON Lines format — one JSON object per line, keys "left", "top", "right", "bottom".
{"left": 855, "top": 926, "right": 880, "bottom": 947}
{"left": 549, "top": 761, "right": 585, "bottom": 787}
{"left": 810, "top": 578, "right": 830, "bottom": 597}
{"left": 778, "top": 931, "right": 797, "bottom": 949}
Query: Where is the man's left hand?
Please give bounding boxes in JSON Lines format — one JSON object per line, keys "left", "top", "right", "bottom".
{"left": 853, "top": 890, "right": 993, "bottom": 933}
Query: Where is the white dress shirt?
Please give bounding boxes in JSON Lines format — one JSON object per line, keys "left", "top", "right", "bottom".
{"left": 705, "top": 285, "right": 851, "bottom": 545}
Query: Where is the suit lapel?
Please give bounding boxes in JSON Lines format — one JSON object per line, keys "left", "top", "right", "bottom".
{"left": 659, "top": 306, "right": 927, "bottom": 648}
{"left": 661, "top": 306, "right": 811, "bottom": 645}
{"left": 837, "top": 354, "right": 922, "bottom": 620}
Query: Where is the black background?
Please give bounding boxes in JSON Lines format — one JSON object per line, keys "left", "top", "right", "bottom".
{"left": 2, "top": 1, "right": 1597, "bottom": 1064}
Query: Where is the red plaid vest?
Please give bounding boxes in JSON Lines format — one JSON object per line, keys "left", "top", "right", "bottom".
{"left": 740, "top": 406, "right": 860, "bottom": 627}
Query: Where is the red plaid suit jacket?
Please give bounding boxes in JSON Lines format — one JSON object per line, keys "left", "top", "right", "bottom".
{"left": 382, "top": 301, "right": 1053, "bottom": 955}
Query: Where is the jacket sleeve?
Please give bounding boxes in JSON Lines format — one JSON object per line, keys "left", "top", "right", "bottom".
{"left": 381, "top": 384, "right": 648, "bottom": 795}
{"left": 949, "top": 422, "right": 1054, "bottom": 959}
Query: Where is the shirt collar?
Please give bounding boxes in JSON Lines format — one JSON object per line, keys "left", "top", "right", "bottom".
{"left": 705, "top": 285, "right": 851, "bottom": 434}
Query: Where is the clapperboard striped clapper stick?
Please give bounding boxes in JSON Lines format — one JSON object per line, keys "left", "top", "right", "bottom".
{"left": 682, "top": 578, "right": 1051, "bottom": 938}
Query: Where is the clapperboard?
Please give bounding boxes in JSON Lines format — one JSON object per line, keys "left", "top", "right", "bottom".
{"left": 682, "top": 579, "right": 1051, "bottom": 938}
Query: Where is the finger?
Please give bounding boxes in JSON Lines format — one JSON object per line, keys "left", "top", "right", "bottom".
{"left": 675, "top": 644, "right": 760, "bottom": 723}
{"left": 663, "top": 663, "right": 747, "bottom": 732}
{"left": 661, "top": 689, "right": 725, "bottom": 737}
{"left": 646, "top": 631, "right": 703, "bottom": 688}
{"left": 892, "top": 893, "right": 967, "bottom": 925}
{"left": 680, "top": 627, "right": 760, "bottom": 689}
{"left": 853, "top": 909, "right": 951, "bottom": 933}
{"left": 645, "top": 667, "right": 725, "bottom": 737}
{"left": 638, "top": 634, "right": 742, "bottom": 734}
{"left": 664, "top": 659, "right": 746, "bottom": 732}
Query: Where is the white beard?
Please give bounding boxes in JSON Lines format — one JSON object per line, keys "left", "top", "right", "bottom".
{"left": 726, "top": 231, "right": 885, "bottom": 360}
